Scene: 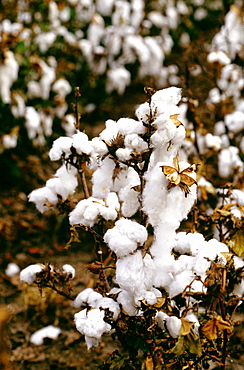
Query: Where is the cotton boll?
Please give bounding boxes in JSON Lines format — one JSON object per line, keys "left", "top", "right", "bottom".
{"left": 49, "top": 136, "right": 73, "bottom": 160}
{"left": 225, "top": 111, "right": 244, "bottom": 134}
{"left": 156, "top": 311, "right": 168, "bottom": 331}
{"left": 233, "top": 256, "right": 244, "bottom": 270}
{"left": 74, "top": 308, "right": 111, "bottom": 349}
{"left": 117, "top": 290, "right": 138, "bottom": 316}
{"left": 174, "top": 232, "right": 205, "bottom": 256}
{"left": 30, "top": 325, "right": 61, "bottom": 345}
{"left": 92, "top": 157, "right": 115, "bottom": 199}
{"left": 0, "top": 50, "right": 19, "bottom": 104}
{"left": 99, "top": 119, "right": 119, "bottom": 143}
{"left": 104, "top": 218, "right": 147, "bottom": 258}
{"left": 115, "top": 147, "right": 132, "bottom": 161}
{"left": 46, "top": 164, "right": 78, "bottom": 200}
{"left": 112, "top": 166, "right": 140, "bottom": 193}
{"left": 25, "top": 107, "right": 41, "bottom": 140}
{"left": 205, "top": 133, "right": 222, "bottom": 151}
{"left": 115, "top": 251, "right": 155, "bottom": 298}
{"left": 119, "top": 185, "right": 140, "bottom": 217}
{"left": 87, "top": 291, "right": 104, "bottom": 307}
{"left": 124, "top": 134, "right": 148, "bottom": 152}
{"left": 72, "top": 131, "right": 93, "bottom": 155}
{"left": 135, "top": 102, "right": 150, "bottom": 122}
{"left": 214, "top": 121, "right": 226, "bottom": 136}
{"left": 91, "top": 137, "right": 109, "bottom": 156}
{"left": 20, "top": 264, "right": 44, "bottom": 284}
{"left": 69, "top": 198, "right": 97, "bottom": 227}
{"left": 5, "top": 263, "right": 20, "bottom": 277}
{"left": 94, "top": 297, "right": 120, "bottom": 320}
{"left": 72, "top": 288, "right": 95, "bottom": 308}
{"left": 28, "top": 187, "right": 58, "bottom": 212}
{"left": 106, "top": 67, "right": 131, "bottom": 95}
{"left": 151, "top": 87, "right": 182, "bottom": 113}
{"left": 2, "top": 134, "right": 18, "bottom": 149}
{"left": 62, "top": 264, "right": 75, "bottom": 278}
{"left": 218, "top": 147, "right": 243, "bottom": 178}
{"left": 168, "top": 270, "right": 195, "bottom": 298}
{"left": 165, "top": 316, "right": 181, "bottom": 338}
{"left": 117, "top": 118, "right": 145, "bottom": 136}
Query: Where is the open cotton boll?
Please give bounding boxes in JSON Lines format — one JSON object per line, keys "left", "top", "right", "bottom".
{"left": 218, "top": 147, "right": 243, "bottom": 178}
{"left": 124, "top": 134, "right": 148, "bottom": 152}
{"left": 92, "top": 157, "right": 115, "bottom": 199}
{"left": 119, "top": 185, "right": 140, "bottom": 217}
{"left": 151, "top": 87, "right": 182, "bottom": 115}
{"left": 165, "top": 316, "right": 181, "bottom": 338}
{"left": 91, "top": 137, "right": 108, "bottom": 156}
{"left": 112, "top": 166, "right": 140, "bottom": 193}
{"left": 135, "top": 102, "right": 150, "bottom": 122}
{"left": 62, "top": 264, "right": 75, "bottom": 278}
{"left": 72, "top": 288, "right": 96, "bottom": 308}
{"left": 72, "top": 131, "right": 93, "bottom": 155}
{"left": 225, "top": 111, "right": 244, "bottom": 134}
{"left": 5, "top": 263, "right": 20, "bottom": 277}
{"left": 20, "top": 264, "right": 44, "bottom": 284}
{"left": 116, "top": 118, "right": 145, "bottom": 136}
{"left": 99, "top": 119, "right": 119, "bottom": 143}
{"left": 104, "top": 218, "right": 148, "bottom": 258}
{"left": 30, "top": 325, "right": 61, "bottom": 345}
{"left": 115, "top": 251, "right": 155, "bottom": 298}
{"left": 168, "top": 270, "right": 198, "bottom": 298}
{"left": 28, "top": 187, "right": 58, "bottom": 213}
{"left": 46, "top": 164, "right": 78, "bottom": 200}
{"left": 233, "top": 256, "right": 244, "bottom": 270}
{"left": 116, "top": 290, "right": 138, "bottom": 316}
{"left": 174, "top": 232, "right": 205, "bottom": 256}
{"left": 94, "top": 297, "right": 120, "bottom": 320}
{"left": 49, "top": 136, "right": 73, "bottom": 161}
{"left": 115, "top": 147, "right": 132, "bottom": 161}
{"left": 74, "top": 308, "right": 111, "bottom": 349}
{"left": 156, "top": 311, "right": 168, "bottom": 331}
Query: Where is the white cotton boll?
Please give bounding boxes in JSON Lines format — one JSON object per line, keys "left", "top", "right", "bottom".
{"left": 214, "top": 121, "right": 226, "bottom": 136}
{"left": 49, "top": 136, "right": 73, "bottom": 160}
{"left": 124, "top": 134, "right": 148, "bottom": 152}
{"left": 34, "top": 32, "right": 56, "bottom": 53}
{"left": 46, "top": 165, "right": 77, "bottom": 201}
{"left": 218, "top": 147, "right": 243, "bottom": 178}
{"left": 105, "top": 192, "right": 120, "bottom": 211}
{"left": 230, "top": 189, "right": 244, "bottom": 206}
{"left": 115, "top": 251, "right": 155, "bottom": 298}
{"left": 99, "top": 120, "right": 119, "bottom": 144}
{"left": 233, "top": 279, "right": 244, "bottom": 297}
{"left": 28, "top": 187, "right": 58, "bottom": 213}
{"left": 96, "top": 0, "right": 114, "bottom": 16}
{"left": 119, "top": 185, "right": 140, "bottom": 218}
{"left": 2, "top": 134, "right": 18, "bottom": 149}
{"left": 20, "top": 264, "right": 44, "bottom": 284}
{"left": 144, "top": 291, "right": 158, "bottom": 305}
{"left": 233, "top": 257, "right": 244, "bottom": 271}
{"left": 207, "top": 50, "right": 231, "bottom": 65}
{"left": 151, "top": 87, "right": 182, "bottom": 109}
{"left": 104, "top": 230, "right": 137, "bottom": 258}
{"left": 115, "top": 147, "right": 132, "bottom": 161}
{"left": 74, "top": 308, "right": 111, "bottom": 349}
{"left": 87, "top": 291, "right": 104, "bottom": 307}
{"left": 5, "top": 263, "right": 20, "bottom": 277}
{"left": 112, "top": 166, "right": 140, "bottom": 193}
{"left": 117, "top": 118, "right": 145, "bottom": 136}
{"left": 106, "top": 67, "right": 131, "bottom": 95}
{"left": 225, "top": 111, "right": 244, "bottom": 134}
{"left": 156, "top": 311, "right": 168, "bottom": 331}
{"left": 62, "top": 264, "right": 75, "bottom": 278}
{"left": 165, "top": 316, "right": 181, "bottom": 338}
{"left": 25, "top": 107, "right": 41, "bottom": 140}
{"left": 205, "top": 133, "right": 222, "bottom": 151}
{"left": 174, "top": 232, "right": 205, "bottom": 256}
{"left": 135, "top": 102, "right": 150, "bottom": 122}
{"left": 30, "top": 325, "right": 61, "bottom": 345}
{"left": 72, "top": 131, "right": 93, "bottom": 155}
{"left": 200, "top": 239, "right": 229, "bottom": 261}
{"left": 117, "top": 290, "right": 137, "bottom": 316}
{"left": 94, "top": 297, "right": 120, "bottom": 320}
{"left": 0, "top": 50, "right": 19, "bottom": 104}
{"left": 169, "top": 270, "right": 195, "bottom": 298}
{"left": 147, "top": 11, "right": 167, "bottom": 28}
{"left": 92, "top": 157, "right": 116, "bottom": 199}
{"left": 91, "top": 137, "right": 108, "bottom": 156}
{"left": 52, "top": 78, "right": 72, "bottom": 97}
{"left": 142, "top": 165, "right": 168, "bottom": 227}
{"left": 62, "top": 115, "right": 76, "bottom": 137}
{"left": 72, "top": 288, "right": 94, "bottom": 308}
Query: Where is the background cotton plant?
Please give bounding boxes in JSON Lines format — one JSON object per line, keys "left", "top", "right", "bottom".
{"left": 20, "top": 86, "right": 244, "bottom": 369}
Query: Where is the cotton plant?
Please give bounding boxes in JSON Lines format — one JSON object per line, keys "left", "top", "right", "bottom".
{"left": 22, "top": 86, "right": 244, "bottom": 369}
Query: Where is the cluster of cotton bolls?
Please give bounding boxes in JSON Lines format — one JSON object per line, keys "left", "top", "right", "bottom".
{"left": 206, "top": 5, "right": 244, "bottom": 181}
{"left": 2, "top": 0, "right": 227, "bottom": 152}
{"left": 23, "top": 85, "right": 244, "bottom": 350}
